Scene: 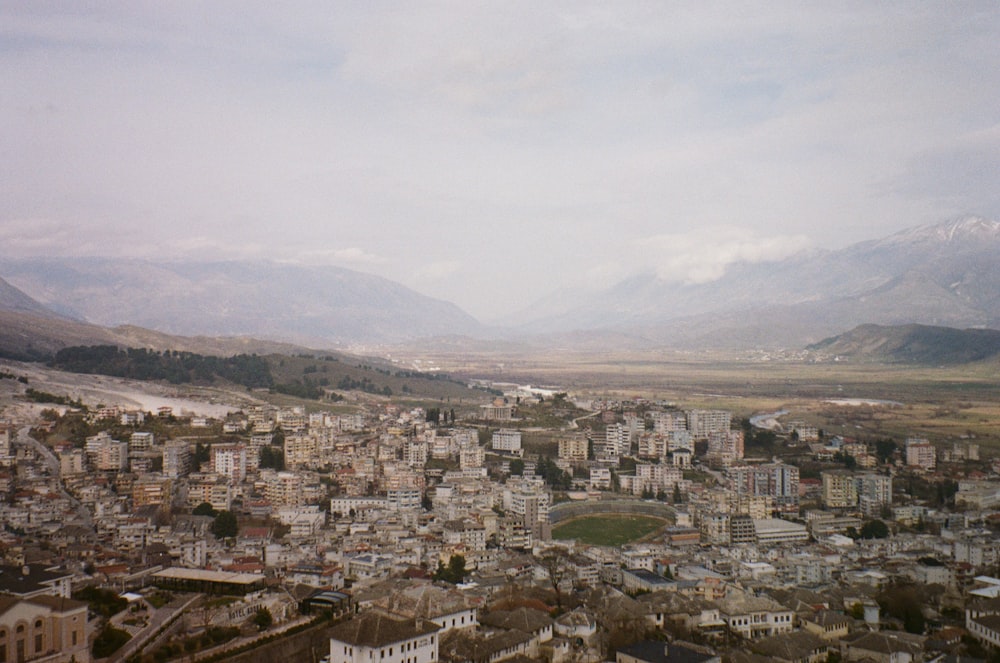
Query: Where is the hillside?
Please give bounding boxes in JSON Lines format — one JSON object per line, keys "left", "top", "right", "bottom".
{"left": 506, "top": 216, "right": 1000, "bottom": 349}
{"left": 806, "top": 324, "right": 1000, "bottom": 364}
{"left": 0, "top": 258, "right": 483, "bottom": 345}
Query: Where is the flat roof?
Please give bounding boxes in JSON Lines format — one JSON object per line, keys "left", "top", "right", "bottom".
{"left": 153, "top": 567, "right": 263, "bottom": 585}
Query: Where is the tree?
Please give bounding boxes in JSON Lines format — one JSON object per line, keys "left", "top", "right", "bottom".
{"left": 211, "top": 510, "right": 238, "bottom": 539}
{"left": 874, "top": 438, "right": 897, "bottom": 464}
{"left": 540, "top": 551, "right": 569, "bottom": 613}
{"left": 421, "top": 492, "right": 433, "bottom": 511}
{"left": 434, "top": 554, "right": 467, "bottom": 584}
{"left": 509, "top": 459, "right": 525, "bottom": 476}
{"left": 859, "top": 519, "right": 889, "bottom": 539}
{"left": 259, "top": 445, "right": 285, "bottom": 470}
{"left": 252, "top": 607, "right": 273, "bottom": 631}
{"left": 192, "top": 502, "right": 217, "bottom": 517}
{"left": 672, "top": 483, "right": 683, "bottom": 504}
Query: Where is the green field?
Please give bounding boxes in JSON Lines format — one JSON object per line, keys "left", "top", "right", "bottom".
{"left": 551, "top": 514, "right": 667, "bottom": 546}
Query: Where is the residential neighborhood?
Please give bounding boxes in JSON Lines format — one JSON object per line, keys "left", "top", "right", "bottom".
{"left": 0, "top": 380, "right": 999, "bottom": 663}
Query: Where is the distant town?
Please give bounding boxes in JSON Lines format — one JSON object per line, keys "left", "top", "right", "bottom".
{"left": 1, "top": 373, "right": 999, "bottom": 663}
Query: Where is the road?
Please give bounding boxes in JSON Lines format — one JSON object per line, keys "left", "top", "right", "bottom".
{"left": 17, "top": 425, "right": 93, "bottom": 528}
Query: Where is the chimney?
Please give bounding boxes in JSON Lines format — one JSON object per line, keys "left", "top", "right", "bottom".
{"left": 21, "top": 566, "right": 30, "bottom": 577}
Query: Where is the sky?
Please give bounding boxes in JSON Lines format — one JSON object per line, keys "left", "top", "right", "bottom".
{"left": 2, "top": 2, "right": 999, "bottom": 321}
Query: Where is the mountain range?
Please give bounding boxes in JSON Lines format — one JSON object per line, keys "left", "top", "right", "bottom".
{"left": 1, "top": 216, "right": 999, "bottom": 353}
{"left": 807, "top": 323, "right": 1000, "bottom": 364}
{"left": 507, "top": 216, "right": 1000, "bottom": 349}
{"left": 0, "top": 259, "right": 482, "bottom": 347}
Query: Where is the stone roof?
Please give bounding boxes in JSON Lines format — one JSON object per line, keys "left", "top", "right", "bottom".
{"left": 369, "top": 580, "right": 481, "bottom": 621}
{"left": 616, "top": 640, "right": 718, "bottom": 663}
{"left": 749, "top": 630, "right": 827, "bottom": 662}
{"left": 439, "top": 627, "right": 534, "bottom": 663}
{"left": 479, "top": 607, "right": 552, "bottom": 634}
{"left": 328, "top": 612, "right": 440, "bottom": 648}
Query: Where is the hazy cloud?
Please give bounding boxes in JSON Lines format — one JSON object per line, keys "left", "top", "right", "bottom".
{"left": 640, "top": 228, "right": 813, "bottom": 284}
{"left": 1, "top": 3, "right": 998, "bottom": 319}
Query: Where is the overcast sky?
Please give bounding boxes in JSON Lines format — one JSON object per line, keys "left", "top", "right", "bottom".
{"left": 2, "top": 2, "right": 999, "bottom": 320}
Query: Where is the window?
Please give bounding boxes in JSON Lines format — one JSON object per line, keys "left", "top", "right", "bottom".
{"left": 33, "top": 635, "right": 41, "bottom": 653}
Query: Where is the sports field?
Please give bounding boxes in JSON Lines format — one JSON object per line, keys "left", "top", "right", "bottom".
{"left": 551, "top": 514, "right": 667, "bottom": 546}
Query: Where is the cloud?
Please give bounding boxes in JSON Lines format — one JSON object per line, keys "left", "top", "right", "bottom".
{"left": 298, "top": 247, "right": 386, "bottom": 265}
{"left": 414, "top": 260, "right": 462, "bottom": 281}
{"left": 638, "top": 227, "right": 812, "bottom": 284}
{"left": 1, "top": 4, "right": 998, "bottom": 318}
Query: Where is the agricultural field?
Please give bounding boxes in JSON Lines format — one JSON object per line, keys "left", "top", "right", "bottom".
{"left": 551, "top": 514, "right": 668, "bottom": 546}
{"left": 397, "top": 348, "right": 1000, "bottom": 451}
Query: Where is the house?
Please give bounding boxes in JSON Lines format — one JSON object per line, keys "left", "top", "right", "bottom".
{"left": 368, "top": 582, "right": 481, "bottom": 633}
{"left": 328, "top": 612, "right": 441, "bottom": 663}
{"left": 840, "top": 630, "right": 926, "bottom": 663}
{"left": 479, "top": 607, "right": 553, "bottom": 643}
{"left": 616, "top": 640, "right": 720, "bottom": 663}
{"left": 801, "top": 610, "right": 851, "bottom": 641}
{"left": 718, "top": 594, "right": 794, "bottom": 640}
{"left": 748, "top": 631, "right": 828, "bottom": 663}
{"left": 0, "top": 593, "right": 90, "bottom": 663}
{"left": 0, "top": 566, "right": 73, "bottom": 600}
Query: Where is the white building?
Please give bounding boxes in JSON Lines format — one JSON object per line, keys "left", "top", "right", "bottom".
{"left": 328, "top": 612, "right": 440, "bottom": 663}
{"left": 491, "top": 429, "right": 522, "bottom": 455}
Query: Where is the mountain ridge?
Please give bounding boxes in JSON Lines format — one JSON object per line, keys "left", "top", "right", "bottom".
{"left": 0, "top": 258, "right": 483, "bottom": 346}
{"left": 806, "top": 323, "right": 1000, "bottom": 364}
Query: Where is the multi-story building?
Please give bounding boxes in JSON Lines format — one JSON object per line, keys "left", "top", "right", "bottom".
{"left": 686, "top": 410, "right": 732, "bottom": 438}
{"left": 506, "top": 478, "right": 550, "bottom": 541}
{"left": 590, "top": 468, "right": 612, "bottom": 490}
{"left": 905, "top": 438, "right": 936, "bottom": 470}
{"left": 260, "top": 470, "right": 304, "bottom": 508}
{"left": 606, "top": 423, "right": 630, "bottom": 457}
{"left": 635, "top": 464, "right": 683, "bottom": 494}
{"left": 857, "top": 473, "right": 893, "bottom": 516}
{"left": 163, "top": 441, "right": 192, "bottom": 479}
{"left": 558, "top": 436, "right": 589, "bottom": 462}
{"left": 132, "top": 474, "right": 172, "bottom": 506}
{"left": 211, "top": 443, "right": 247, "bottom": 483}
{"left": 187, "top": 473, "right": 232, "bottom": 511}
{"left": 822, "top": 470, "right": 858, "bottom": 509}
{"left": 491, "top": 429, "right": 522, "bottom": 455}
{"left": 706, "top": 430, "right": 744, "bottom": 467}
{"left": 129, "top": 431, "right": 154, "bottom": 453}
{"left": 284, "top": 434, "right": 317, "bottom": 469}
{"left": 650, "top": 411, "right": 687, "bottom": 434}
{"left": 459, "top": 445, "right": 484, "bottom": 470}
{"left": 728, "top": 463, "right": 799, "bottom": 514}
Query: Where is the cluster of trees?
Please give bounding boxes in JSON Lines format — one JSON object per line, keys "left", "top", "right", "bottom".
{"left": 425, "top": 408, "right": 457, "bottom": 425}
{"left": 259, "top": 446, "right": 285, "bottom": 470}
{"left": 336, "top": 375, "right": 391, "bottom": 396}
{"left": 271, "top": 380, "right": 324, "bottom": 400}
{"left": 24, "top": 388, "right": 83, "bottom": 407}
{"left": 434, "top": 554, "right": 467, "bottom": 584}
{"left": 52, "top": 345, "right": 273, "bottom": 388}
{"left": 194, "top": 506, "right": 240, "bottom": 539}
{"left": 640, "top": 483, "right": 683, "bottom": 503}
{"left": 534, "top": 456, "right": 572, "bottom": 490}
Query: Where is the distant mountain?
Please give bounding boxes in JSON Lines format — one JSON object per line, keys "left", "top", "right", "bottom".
{"left": 0, "top": 276, "right": 54, "bottom": 316}
{"left": 0, "top": 258, "right": 483, "bottom": 346}
{"left": 507, "top": 216, "right": 1000, "bottom": 349}
{"left": 0, "top": 308, "right": 320, "bottom": 362}
{"left": 807, "top": 323, "right": 1000, "bottom": 364}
